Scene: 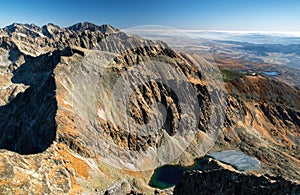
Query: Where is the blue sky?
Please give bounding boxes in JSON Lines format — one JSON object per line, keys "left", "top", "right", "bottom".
{"left": 1, "top": 0, "right": 300, "bottom": 31}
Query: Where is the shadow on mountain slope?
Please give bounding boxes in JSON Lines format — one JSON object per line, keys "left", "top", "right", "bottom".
{"left": 0, "top": 50, "right": 61, "bottom": 154}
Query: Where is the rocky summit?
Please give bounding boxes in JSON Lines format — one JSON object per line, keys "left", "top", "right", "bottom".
{"left": 0, "top": 22, "right": 299, "bottom": 194}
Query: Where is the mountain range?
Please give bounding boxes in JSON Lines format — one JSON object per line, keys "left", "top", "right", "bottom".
{"left": 0, "top": 22, "right": 299, "bottom": 194}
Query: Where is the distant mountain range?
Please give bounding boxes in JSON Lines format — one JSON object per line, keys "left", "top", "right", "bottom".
{"left": 185, "top": 30, "right": 300, "bottom": 44}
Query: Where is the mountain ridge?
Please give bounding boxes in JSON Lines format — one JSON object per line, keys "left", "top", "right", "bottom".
{"left": 2, "top": 22, "right": 118, "bottom": 35}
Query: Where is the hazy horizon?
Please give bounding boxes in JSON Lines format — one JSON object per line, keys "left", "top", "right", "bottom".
{"left": 1, "top": 0, "right": 300, "bottom": 31}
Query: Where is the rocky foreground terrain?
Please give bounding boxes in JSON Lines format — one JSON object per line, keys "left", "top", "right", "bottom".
{"left": 0, "top": 22, "right": 299, "bottom": 194}
{"left": 174, "top": 158, "right": 300, "bottom": 195}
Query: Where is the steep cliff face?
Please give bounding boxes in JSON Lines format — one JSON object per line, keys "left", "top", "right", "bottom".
{"left": 0, "top": 49, "right": 60, "bottom": 154}
{"left": 0, "top": 23, "right": 299, "bottom": 194}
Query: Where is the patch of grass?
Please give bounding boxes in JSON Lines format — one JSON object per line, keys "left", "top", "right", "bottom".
{"left": 220, "top": 68, "right": 245, "bottom": 82}
{"left": 150, "top": 55, "right": 176, "bottom": 65}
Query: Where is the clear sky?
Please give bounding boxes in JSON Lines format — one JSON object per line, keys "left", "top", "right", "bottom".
{"left": 1, "top": 0, "right": 300, "bottom": 31}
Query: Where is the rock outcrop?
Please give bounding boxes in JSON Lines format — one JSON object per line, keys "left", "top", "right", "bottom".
{"left": 174, "top": 159, "right": 300, "bottom": 195}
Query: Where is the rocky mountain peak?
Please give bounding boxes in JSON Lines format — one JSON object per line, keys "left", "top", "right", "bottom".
{"left": 67, "top": 22, "right": 119, "bottom": 34}
{"left": 4, "top": 23, "right": 41, "bottom": 35}
{"left": 40, "top": 23, "right": 65, "bottom": 38}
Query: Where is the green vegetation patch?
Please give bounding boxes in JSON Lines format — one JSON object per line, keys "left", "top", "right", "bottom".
{"left": 220, "top": 68, "right": 245, "bottom": 82}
